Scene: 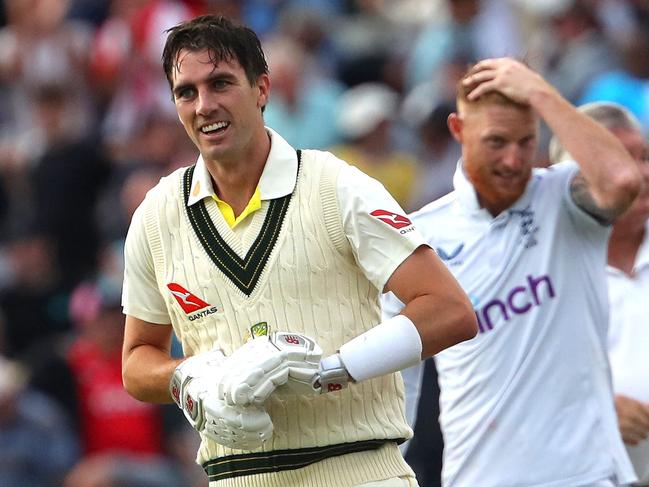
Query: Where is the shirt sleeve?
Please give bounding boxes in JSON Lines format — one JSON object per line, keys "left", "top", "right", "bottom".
{"left": 336, "top": 163, "right": 427, "bottom": 291}
{"left": 121, "top": 203, "right": 171, "bottom": 325}
{"left": 554, "top": 160, "right": 612, "bottom": 236}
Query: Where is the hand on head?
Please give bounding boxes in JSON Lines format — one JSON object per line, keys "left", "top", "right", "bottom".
{"left": 462, "top": 58, "right": 554, "bottom": 106}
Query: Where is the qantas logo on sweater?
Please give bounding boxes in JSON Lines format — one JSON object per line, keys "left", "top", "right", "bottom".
{"left": 370, "top": 209, "right": 413, "bottom": 230}
{"left": 167, "top": 283, "right": 218, "bottom": 320}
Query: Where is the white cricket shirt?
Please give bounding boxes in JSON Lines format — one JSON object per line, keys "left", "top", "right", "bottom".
{"left": 385, "top": 160, "right": 635, "bottom": 487}
{"left": 608, "top": 223, "right": 649, "bottom": 485}
{"left": 123, "top": 128, "right": 425, "bottom": 325}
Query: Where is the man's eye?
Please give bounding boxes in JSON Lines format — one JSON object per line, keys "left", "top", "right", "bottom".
{"left": 486, "top": 138, "right": 504, "bottom": 149}
{"left": 519, "top": 137, "right": 535, "bottom": 148}
{"left": 176, "top": 88, "right": 194, "bottom": 99}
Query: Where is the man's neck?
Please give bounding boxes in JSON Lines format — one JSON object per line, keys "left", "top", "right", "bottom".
{"left": 608, "top": 223, "right": 645, "bottom": 276}
{"left": 206, "top": 130, "right": 271, "bottom": 217}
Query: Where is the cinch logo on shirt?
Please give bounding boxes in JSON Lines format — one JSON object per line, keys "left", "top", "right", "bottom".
{"left": 474, "top": 274, "right": 555, "bottom": 333}
{"left": 370, "top": 209, "right": 413, "bottom": 232}
{"left": 167, "top": 283, "right": 218, "bottom": 321}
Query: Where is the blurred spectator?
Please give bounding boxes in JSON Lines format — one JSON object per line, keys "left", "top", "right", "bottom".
{"left": 97, "top": 110, "right": 189, "bottom": 244}
{"left": 274, "top": 5, "right": 342, "bottom": 77}
{"left": 98, "top": 0, "right": 193, "bottom": 152}
{"left": 401, "top": 359, "right": 444, "bottom": 487}
{"left": 580, "top": 28, "right": 649, "bottom": 134}
{"left": 333, "top": 0, "right": 413, "bottom": 88}
{"left": 0, "top": 0, "right": 95, "bottom": 162}
{"left": 88, "top": 0, "right": 148, "bottom": 118}
{"left": 0, "top": 232, "right": 70, "bottom": 359}
{"left": 66, "top": 0, "right": 111, "bottom": 26}
{"left": 99, "top": 166, "right": 165, "bottom": 245}
{"left": 0, "top": 355, "right": 79, "bottom": 486}
{"left": 64, "top": 453, "right": 189, "bottom": 487}
{"left": 550, "top": 101, "right": 649, "bottom": 486}
{"left": 332, "top": 82, "right": 421, "bottom": 210}
{"left": 406, "top": 0, "right": 522, "bottom": 90}
{"left": 408, "top": 102, "right": 461, "bottom": 210}
{"left": 401, "top": 52, "right": 468, "bottom": 210}
{"left": 30, "top": 84, "right": 112, "bottom": 289}
{"left": 30, "top": 279, "right": 167, "bottom": 457}
{"left": 535, "top": 0, "right": 620, "bottom": 104}
{"left": 203, "top": 0, "right": 243, "bottom": 24}
{"left": 263, "top": 36, "right": 344, "bottom": 150}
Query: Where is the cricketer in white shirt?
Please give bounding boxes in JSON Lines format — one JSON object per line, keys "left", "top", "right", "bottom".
{"left": 383, "top": 159, "right": 636, "bottom": 486}
{"left": 608, "top": 222, "right": 649, "bottom": 485}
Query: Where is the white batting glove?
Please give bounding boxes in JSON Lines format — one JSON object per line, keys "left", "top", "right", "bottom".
{"left": 170, "top": 349, "right": 273, "bottom": 450}
{"left": 309, "top": 353, "right": 350, "bottom": 394}
{"left": 215, "top": 332, "right": 324, "bottom": 406}
{"left": 202, "top": 396, "right": 273, "bottom": 450}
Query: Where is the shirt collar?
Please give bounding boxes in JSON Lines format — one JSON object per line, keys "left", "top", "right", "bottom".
{"left": 187, "top": 127, "right": 298, "bottom": 206}
{"left": 452, "top": 159, "right": 535, "bottom": 220}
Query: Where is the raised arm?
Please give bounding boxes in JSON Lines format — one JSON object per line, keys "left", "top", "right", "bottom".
{"left": 122, "top": 315, "right": 180, "bottom": 403}
{"left": 464, "top": 58, "right": 642, "bottom": 223}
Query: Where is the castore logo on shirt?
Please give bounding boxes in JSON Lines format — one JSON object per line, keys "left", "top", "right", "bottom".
{"left": 436, "top": 243, "right": 464, "bottom": 262}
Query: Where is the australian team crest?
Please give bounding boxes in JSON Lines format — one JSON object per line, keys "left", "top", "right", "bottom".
{"left": 243, "top": 322, "right": 269, "bottom": 342}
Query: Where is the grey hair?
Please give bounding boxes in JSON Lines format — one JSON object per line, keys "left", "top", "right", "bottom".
{"left": 548, "top": 102, "right": 642, "bottom": 164}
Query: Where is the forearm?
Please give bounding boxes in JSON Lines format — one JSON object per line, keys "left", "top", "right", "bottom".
{"left": 393, "top": 246, "right": 477, "bottom": 358}
{"left": 402, "top": 291, "right": 476, "bottom": 358}
{"left": 530, "top": 87, "right": 642, "bottom": 212}
{"left": 337, "top": 247, "right": 477, "bottom": 382}
{"left": 123, "top": 344, "right": 183, "bottom": 404}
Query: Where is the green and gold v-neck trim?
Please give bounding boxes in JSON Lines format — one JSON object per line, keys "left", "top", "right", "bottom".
{"left": 182, "top": 151, "right": 300, "bottom": 296}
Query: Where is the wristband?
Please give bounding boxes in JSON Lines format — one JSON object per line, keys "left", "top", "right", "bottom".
{"left": 339, "top": 315, "right": 422, "bottom": 382}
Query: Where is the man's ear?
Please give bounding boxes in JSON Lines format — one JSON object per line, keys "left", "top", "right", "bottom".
{"left": 256, "top": 74, "right": 270, "bottom": 109}
{"left": 447, "top": 112, "right": 463, "bottom": 143}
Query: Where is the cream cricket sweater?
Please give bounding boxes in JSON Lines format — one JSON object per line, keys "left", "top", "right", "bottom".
{"left": 142, "top": 149, "right": 414, "bottom": 486}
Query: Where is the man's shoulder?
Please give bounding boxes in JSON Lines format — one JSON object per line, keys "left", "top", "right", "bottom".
{"left": 532, "top": 160, "right": 578, "bottom": 184}
{"left": 409, "top": 192, "right": 459, "bottom": 235}
{"left": 143, "top": 165, "right": 191, "bottom": 201}
{"left": 300, "top": 148, "right": 349, "bottom": 169}
{"left": 526, "top": 161, "right": 580, "bottom": 213}
{"left": 411, "top": 192, "right": 458, "bottom": 221}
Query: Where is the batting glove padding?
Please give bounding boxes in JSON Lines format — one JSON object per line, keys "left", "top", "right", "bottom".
{"left": 170, "top": 348, "right": 273, "bottom": 450}
{"left": 215, "top": 332, "right": 324, "bottom": 406}
{"left": 202, "top": 397, "right": 273, "bottom": 450}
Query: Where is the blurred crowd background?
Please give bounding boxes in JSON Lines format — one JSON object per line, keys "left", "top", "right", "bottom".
{"left": 0, "top": 0, "right": 648, "bottom": 485}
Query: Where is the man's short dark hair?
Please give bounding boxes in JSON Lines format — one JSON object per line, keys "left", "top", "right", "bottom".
{"left": 162, "top": 15, "right": 268, "bottom": 89}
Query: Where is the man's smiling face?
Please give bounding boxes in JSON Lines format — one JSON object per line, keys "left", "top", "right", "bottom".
{"left": 171, "top": 48, "right": 269, "bottom": 164}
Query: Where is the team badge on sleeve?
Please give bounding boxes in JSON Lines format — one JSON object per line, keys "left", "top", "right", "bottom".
{"left": 370, "top": 209, "right": 413, "bottom": 230}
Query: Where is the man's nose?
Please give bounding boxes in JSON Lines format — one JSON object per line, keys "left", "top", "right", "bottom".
{"left": 196, "top": 89, "right": 216, "bottom": 116}
{"left": 502, "top": 145, "right": 523, "bottom": 170}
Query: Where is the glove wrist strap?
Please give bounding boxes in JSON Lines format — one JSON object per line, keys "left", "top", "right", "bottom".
{"left": 318, "top": 353, "right": 349, "bottom": 393}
